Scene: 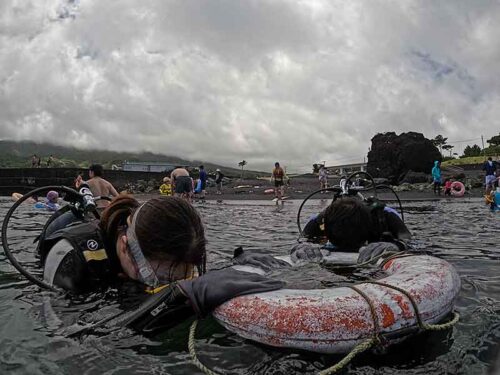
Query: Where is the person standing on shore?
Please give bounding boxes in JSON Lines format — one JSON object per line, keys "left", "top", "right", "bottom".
{"left": 159, "top": 177, "right": 172, "bottom": 196}
{"left": 483, "top": 157, "right": 497, "bottom": 195}
{"left": 46, "top": 155, "right": 54, "bottom": 167}
{"left": 431, "top": 160, "right": 442, "bottom": 195}
{"left": 215, "top": 169, "right": 224, "bottom": 195}
{"left": 171, "top": 166, "right": 193, "bottom": 203}
{"left": 271, "top": 162, "right": 285, "bottom": 200}
{"left": 319, "top": 165, "right": 328, "bottom": 191}
{"left": 444, "top": 179, "right": 452, "bottom": 196}
{"left": 86, "top": 164, "right": 119, "bottom": 208}
{"left": 199, "top": 165, "right": 207, "bottom": 199}
{"left": 31, "top": 154, "right": 38, "bottom": 168}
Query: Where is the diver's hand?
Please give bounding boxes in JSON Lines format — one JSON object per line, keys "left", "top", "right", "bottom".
{"left": 290, "top": 243, "right": 323, "bottom": 263}
{"left": 357, "top": 242, "right": 400, "bottom": 264}
{"left": 232, "top": 247, "right": 290, "bottom": 271}
{"left": 177, "top": 268, "right": 284, "bottom": 317}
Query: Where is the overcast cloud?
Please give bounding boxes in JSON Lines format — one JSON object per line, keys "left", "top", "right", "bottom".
{"left": 0, "top": 0, "right": 498, "bottom": 172}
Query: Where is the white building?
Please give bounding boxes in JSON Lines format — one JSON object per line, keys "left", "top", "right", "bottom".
{"left": 122, "top": 161, "right": 178, "bottom": 173}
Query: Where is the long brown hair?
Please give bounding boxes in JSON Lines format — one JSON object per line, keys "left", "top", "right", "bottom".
{"left": 324, "top": 198, "right": 373, "bottom": 251}
{"left": 134, "top": 197, "right": 206, "bottom": 268}
{"left": 99, "top": 194, "right": 140, "bottom": 256}
{"left": 100, "top": 195, "right": 206, "bottom": 277}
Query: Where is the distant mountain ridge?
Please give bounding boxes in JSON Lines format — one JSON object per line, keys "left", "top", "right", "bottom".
{"left": 0, "top": 140, "right": 265, "bottom": 177}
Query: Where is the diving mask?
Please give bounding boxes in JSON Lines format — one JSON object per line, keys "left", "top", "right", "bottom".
{"left": 126, "top": 204, "right": 160, "bottom": 288}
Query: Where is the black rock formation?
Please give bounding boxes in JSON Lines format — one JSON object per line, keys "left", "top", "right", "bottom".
{"left": 367, "top": 132, "right": 441, "bottom": 184}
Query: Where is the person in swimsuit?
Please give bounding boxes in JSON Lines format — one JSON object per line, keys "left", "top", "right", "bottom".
{"left": 171, "top": 167, "right": 193, "bottom": 203}
{"left": 271, "top": 162, "right": 285, "bottom": 199}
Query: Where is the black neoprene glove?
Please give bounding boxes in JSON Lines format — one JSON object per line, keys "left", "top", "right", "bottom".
{"left": 178, "top": 268, "right": 284, "bottom": 317}
{"left": 232, "top": 247, "right": 290, "bottom": 271}
{"left": 290, "top": 243, "right": 323, "bottom": 263}
{"left": 357, "top": 242, "right": 400, "bottom": 264}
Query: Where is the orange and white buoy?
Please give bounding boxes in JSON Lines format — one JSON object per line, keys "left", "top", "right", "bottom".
{"left": 213, "top": 255, "right": 460, "bottom": 354}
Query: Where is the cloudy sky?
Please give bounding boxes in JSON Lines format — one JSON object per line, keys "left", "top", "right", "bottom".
{"left": 0, "top": 1, "right": 498, "bottom": 172}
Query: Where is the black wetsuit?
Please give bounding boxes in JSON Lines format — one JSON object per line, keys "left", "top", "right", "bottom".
{"left": 303, "top": 200, "right": 411, "bottom": 249}
{"left": 39, "top": 220, "right": 193, "bottom": 333}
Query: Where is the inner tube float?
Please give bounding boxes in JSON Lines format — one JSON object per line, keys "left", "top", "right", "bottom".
{"left": 450, "top": 181, "right": 465, "bottom": 197}
{"left": 213, "top": 255, "right": 460, "bottom": 354}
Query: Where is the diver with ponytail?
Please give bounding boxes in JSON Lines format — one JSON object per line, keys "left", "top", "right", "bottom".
{"left": 38, "top": 194, "right": 283, "bottom": 333}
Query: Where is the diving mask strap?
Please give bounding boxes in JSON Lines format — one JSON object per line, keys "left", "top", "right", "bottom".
{"left": 126, "top": 204, "right": 161, "bottom": 288}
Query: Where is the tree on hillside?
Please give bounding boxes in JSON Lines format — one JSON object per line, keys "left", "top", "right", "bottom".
{"left": 487, "top": 134, "right": 500, "bottom": 147}
{"left": 432, "top": 135, "right": 448, "bottom": 156}
{"left": 238, "top": 160, "right": 247, "bottom": 180}
{"left": 463, "top": 144, "right": 481, "bottom": 157}
{"left": 442, "top": 144, "right": 454, "bottom": 157}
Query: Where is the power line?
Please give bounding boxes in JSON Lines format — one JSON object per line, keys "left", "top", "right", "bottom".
{"left": 447, "top": 137, "right": 482, "bottom": 144}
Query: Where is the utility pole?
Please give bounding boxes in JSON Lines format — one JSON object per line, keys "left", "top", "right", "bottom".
{"left": 481, "top": 135, "right": 485, "bottom": 151}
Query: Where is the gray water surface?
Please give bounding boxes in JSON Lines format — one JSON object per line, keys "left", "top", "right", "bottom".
{"left": 0, "top": 197, "right": 498, "bottom": 374}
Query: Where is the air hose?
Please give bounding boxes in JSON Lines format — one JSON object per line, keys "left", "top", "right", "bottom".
{"left": 296, "top": 171, "right": 404, "bottom": 237}
{"left": 1, "top": 185, "right": 99, "bottom": 292}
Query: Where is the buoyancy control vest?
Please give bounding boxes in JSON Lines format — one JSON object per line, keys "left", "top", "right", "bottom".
{"left": 39, "top": 220, "right": 118, "bottom": 288}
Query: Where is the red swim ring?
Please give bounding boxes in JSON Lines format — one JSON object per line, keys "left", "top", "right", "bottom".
{"left": 450, "top": 181, "right": 465, "bottom": 197}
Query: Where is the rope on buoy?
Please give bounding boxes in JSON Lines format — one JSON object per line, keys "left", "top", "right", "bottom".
{"left": 187, "top": 274, "right": 460, "bottom": 375}
{"left": 188, "top": 320, "right": 222, "bottom": 375}
{"left": 318, "top": 337, "right": 376, "bottom": 375}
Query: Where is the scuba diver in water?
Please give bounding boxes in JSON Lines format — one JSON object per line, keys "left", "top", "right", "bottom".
{"left": 292, "top": 196, "right": 411, "bottom": 264}
{"left": 38, "top": 194, "right": 284, "bottom": 331}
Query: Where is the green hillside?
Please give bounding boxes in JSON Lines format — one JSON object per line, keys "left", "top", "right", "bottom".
{"left": 0, "top": 140, "right": 265, "bottom": 177}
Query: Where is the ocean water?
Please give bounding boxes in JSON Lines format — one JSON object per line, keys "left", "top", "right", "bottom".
{"left": 0, "top": 196, "right": 498, "bottom": 374}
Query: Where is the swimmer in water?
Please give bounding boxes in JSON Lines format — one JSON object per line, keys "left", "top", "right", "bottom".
{"left": 38, "top": 195, "right": 283, "bottom": 332}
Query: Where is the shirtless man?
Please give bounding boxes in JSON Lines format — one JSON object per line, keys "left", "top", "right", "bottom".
{"left": 86, "top": 164, "right": 119, "bottom": 208}
{"left": 271, "top": 162, "right": 286, "bottom": 200}
{"left": 171, "top": 166, "right": 193, "bottom": 202}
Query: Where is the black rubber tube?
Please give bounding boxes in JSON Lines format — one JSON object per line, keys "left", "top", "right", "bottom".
{"left": 296, "top": 172, "right": 405, "bottom": 237}
{"left": 1, "top": 186, "right": 83, "bottom": 292}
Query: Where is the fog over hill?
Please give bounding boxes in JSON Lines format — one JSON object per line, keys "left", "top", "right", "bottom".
{"left": 0, "top": 140, "right": 267, "bottom": 177}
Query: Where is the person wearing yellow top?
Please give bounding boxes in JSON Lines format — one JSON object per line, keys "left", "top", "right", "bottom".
{"left": 159, "top": 177, "right": 172, "bottom": 196}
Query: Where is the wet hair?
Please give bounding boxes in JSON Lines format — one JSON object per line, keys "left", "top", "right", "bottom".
{"left": 488, "top": 157, "right": 492, "bottom": 161}
{"left": 199, "top": 165, "right": 204, "bottom": 169}
{"left": 134, "top": 197, "right": 206, "bottom": 267}
{"left": 275, "top": 162, "right": 280, "bottom": 167}
{"left": 323, "top": 198, "right": 373, "bottom": 251}
{"left": 100, "top": 195, "right": 206, "bottom": 276}
{"left": 100, "top": 194, "right": 140, "bottom": 272}
{"left": 89, "top": 164, "right": 104, "bottom": 177}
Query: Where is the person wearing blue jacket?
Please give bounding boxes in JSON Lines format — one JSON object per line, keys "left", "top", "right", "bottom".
{"left": 431, "top": 160, "right": 442, "bottom": 195}
{"left": 483, "top": 157, "right": 498, "bottom": 195}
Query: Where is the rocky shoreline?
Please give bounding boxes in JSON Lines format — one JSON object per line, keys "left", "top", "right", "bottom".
{"left": 132, "top": 176, "right": 486, "bottom": 202}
